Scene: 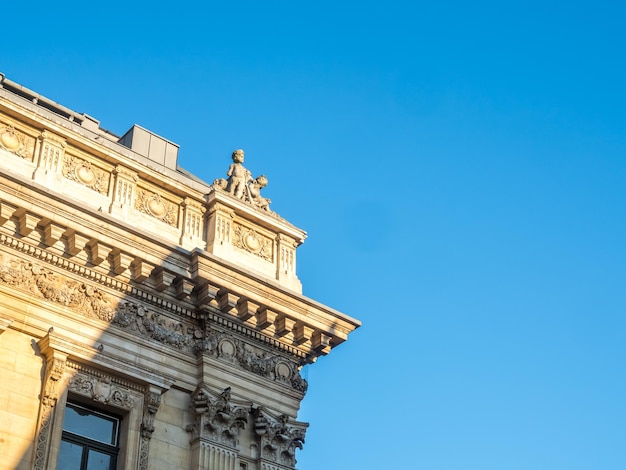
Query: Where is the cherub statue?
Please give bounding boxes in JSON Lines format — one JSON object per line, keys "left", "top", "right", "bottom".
{"left": 226, "top": 149, "right": 252, "bottom": 199}
{"left": 212, "top": 149, "right": 272, "bottom": 211}
{"left": 249, "top": 175, "right": 272, "bottom": 211}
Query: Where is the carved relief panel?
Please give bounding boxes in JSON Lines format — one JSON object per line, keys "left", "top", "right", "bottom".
{"left": 195, "top": 327, "right": 308, "bottom": 393}
{"left": 68, "top": 371, "right": 137, "bottom": 410}
{"left": 135, "top": 185, "right": 180, "bottom": 227}
{"left": 62, "top": 150, "right": 111, "bottom": 194}
{"left": 0, "top": 120, "right": 36, "bottom": 161}
{"left": 232, "top": 221, "right": 273, "bottom": 262}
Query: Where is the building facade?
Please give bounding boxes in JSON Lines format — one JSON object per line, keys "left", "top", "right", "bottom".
{"left": 0, "top": 74, "right": 360, "bottom": 470}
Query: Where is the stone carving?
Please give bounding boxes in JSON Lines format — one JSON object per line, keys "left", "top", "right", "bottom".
{"left": 62, "top": 155, "right": 109, "bottom": 194}
{"left": 226, "top": 149, "right": 250, "bottom": 199}
{"left": 0, "top": 254, "right": 115, "bottom": 320}
{"left": 233, "top": 222, "right": 273, "bottom": 261}
{"left": 139, "top": 389, "right": 162, "bottom": 470}
{"left": 249, "top": 175, "right": 271, "bottom": 210}
{"left": 111, "top": 165, "right": 137, "bottom": 209}
{"left": 187, "top": 386, "right": 249, "bottom": 449}
{"left": 0, "top": 253, "right": 200, "bottom": 353}
{"left": 253, "top": 409, "right": 307, "bottom": 468}
{"left": 0, "top": 123, "right": 35, "bottom": 159}
{"left": 135, "top": 189, "right": 178, "bottom": 226}
{"left": 37, "top": 130, "right": 66, "bottom": 173}
{"left": 113, "top": 300, "right": 198, "bottom": 352}
{"left": 33, "top": 338, "right": 67, "bottom": 470}
{"left": 195, "top": 329, "right": 308, "bottom": 393}
{"left": 213, "top": 149, "right": 272, "bottom": 211}
{"left": 69, "top": 374, "right": 135, "bottom": 409}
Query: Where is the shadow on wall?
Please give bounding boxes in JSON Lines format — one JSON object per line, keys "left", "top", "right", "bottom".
{"left": 2, "top": 234, "right": 180, "bottom": 470}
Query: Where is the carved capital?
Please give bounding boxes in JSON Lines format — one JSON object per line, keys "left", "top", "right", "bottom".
{"left": 253, "top": 408, "right": 307, "bottom": 468}
{"left": 187, "top": 386, "right": 249, "bottom": 449}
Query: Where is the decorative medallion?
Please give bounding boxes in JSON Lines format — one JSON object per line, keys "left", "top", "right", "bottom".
{"left": 0, "top": 127, "right": 20, "bottom": 151}
{"left": 69, "top": 374, "right": 136, "bottom": 409}
{"left": 218, "top": 338, "right": 237, "bottom": 359}
{"left": 62, "top": 155, "right": 108, "bottom": 194}
{"left": 243, "top": 230, "right": 261, "bottom": 253}
{"left": 135, "top": 189, "right": 178, "bottom": 227}
{"left": 75, "top": 164, "right": 96, "bottom": 185}
{"left": 146, "top": 194, "right": 166, "bottom": 217}
{"left": 0, "top": 124, "right": 35, "bottom": 159}
{"left": 233, "top": 223, "right": 272, "bottom": 262}
{"left": 275, "top": 361, "right": 292, "bottom": 381}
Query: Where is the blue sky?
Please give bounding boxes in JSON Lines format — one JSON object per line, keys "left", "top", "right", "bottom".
{"left": 5, "top": 1, "right": 626, "bottom": 468}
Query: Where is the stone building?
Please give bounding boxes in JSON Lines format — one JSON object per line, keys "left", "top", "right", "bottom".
{"left": 0, "top": 74, "right": 360, "bottom": 470}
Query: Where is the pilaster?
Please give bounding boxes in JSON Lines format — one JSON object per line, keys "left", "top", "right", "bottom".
{"left": 32, "top": 329, "right": 69, "bottom": 470}
{"left": 187, "top": 385, "right": 250, "bottom": 470}
{"left": 109, "top": 165, "right": 138, "bottom": 216}
{"left": 33, "top": 130, "right": 65, "bottom": 184}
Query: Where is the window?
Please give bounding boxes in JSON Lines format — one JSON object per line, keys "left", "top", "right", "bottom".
{"left": 57, "top": 402, "right": 121, "bottom": 470}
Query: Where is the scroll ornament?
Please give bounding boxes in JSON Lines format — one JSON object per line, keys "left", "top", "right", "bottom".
{"left": 254, "top": 409, "right": 306, "bottom": 468}
{"left": 187, "top": 387, "right": 249, "bottom": 448}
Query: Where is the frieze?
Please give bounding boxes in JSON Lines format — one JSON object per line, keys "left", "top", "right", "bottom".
{"left": 69, "top": 374, "right": 136, "bottom": 409}
{"left": 62, "top": 154, "right": 109, "bottom": 194}
{"left": 0, "top": 253, "right": 115, "bottom": 320}
{"left": 187, "top": 386, "right": 249, "bottom": 449}
{"left": 135, "top": 188, "right": 178, "bottom": 227}
{"left": 0, "top": 252, "right": 199, "bottom": 353}
{"left": 0, "top": 123, "right": 35, "bottom": 160}
{"left": 233, "top": 222, "right": 273, "bottom": 262}
{"left": 113, "top": 300, "right": 199, "bottom": 352}
{"left": 195, "top": 329, "right": 308, "bottom": 393}
{"left": 253, "top": 409, "right": 307, "bottom": 468}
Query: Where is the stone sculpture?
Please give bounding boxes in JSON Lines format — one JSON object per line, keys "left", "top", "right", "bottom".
{"left": 214, "top": 149, "right": 272, "bottom": 211}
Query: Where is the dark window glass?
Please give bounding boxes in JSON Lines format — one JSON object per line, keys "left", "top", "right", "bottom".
{"left": 59, "top": 402, "right": 120, "bottom": 470}
{"left": 63, "top": 403, "right": 118, "bottom": 444}
{"left": 87, "top": 449, "right": 113, "bottom": 470}
{"left": 58, "top": 440, "right": 83, "bottom": 470}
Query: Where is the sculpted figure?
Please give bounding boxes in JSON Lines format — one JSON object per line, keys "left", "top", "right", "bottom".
{"left": 249, "top": 175, "right": 272, "bottom": 211}
{"left": 215, "top": 149, "right": 272, "bottom": 211}
{"left": 226, "top": 149, "right": 252, "bottom": 199}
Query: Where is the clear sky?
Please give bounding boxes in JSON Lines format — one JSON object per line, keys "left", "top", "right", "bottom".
{"left": 4, "top": 1, "right": 626, "bottom": 468}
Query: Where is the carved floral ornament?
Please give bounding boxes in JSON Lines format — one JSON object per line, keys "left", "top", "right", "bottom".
{"left": 187, "top": 386, "right": 249, "bottom": 448}
{"left": 195, "top": 328, "right": 308, "bottom": 393}
{"left": 135, "top": 188, "right": 178, "bottom": 227}
{"left": 62, "top": 154, "right": 109, "bottom": 194}
{"left": 0, "top": 123, "right": 35, "bottom": 159}
{"left": 253, "top": 408, "right": 307, "bottom": 467}
{"left": 0, "top": 253, "right": 116, "bottom": 320}
{"left": 233, "top": 222, "right": 273, "bottom": 261}
{"left": 69, "top": 373, "right": 136, "bottom": 409}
